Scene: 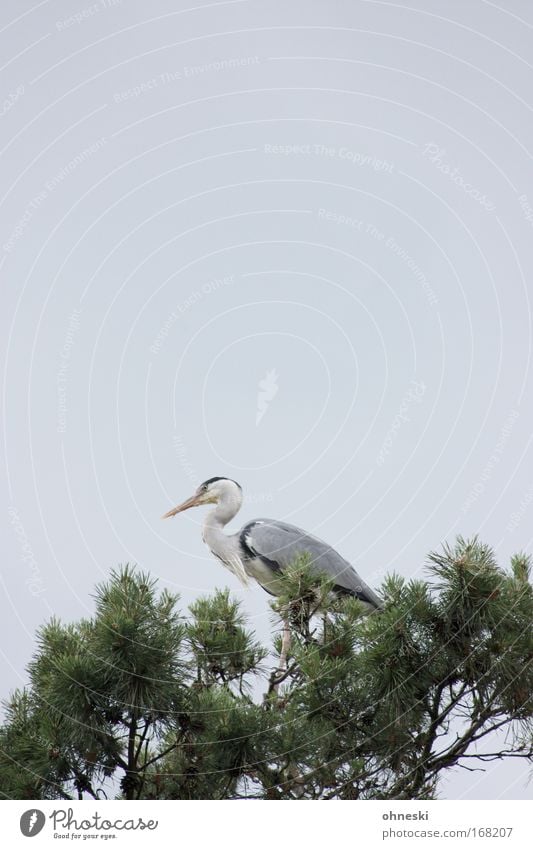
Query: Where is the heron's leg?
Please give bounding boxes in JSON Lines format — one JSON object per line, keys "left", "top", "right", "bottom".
{"left": 265, "top": 617, "right": 294, "bottom": 700}
{"left": 279, "top": 616, "right": 291, "bottom": 671}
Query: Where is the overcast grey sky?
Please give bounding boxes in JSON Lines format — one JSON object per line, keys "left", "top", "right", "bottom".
{"left": 1, "top": 0, "right": 533, "bottom": 799}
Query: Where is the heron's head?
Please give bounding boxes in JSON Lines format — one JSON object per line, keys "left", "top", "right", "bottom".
{"left": 162, "top": 477, "right": 243, "bottom": 518}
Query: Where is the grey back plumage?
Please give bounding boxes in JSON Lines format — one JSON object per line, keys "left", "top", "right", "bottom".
{"left": 240, "top": 519, "right": 382, "bottom": 609}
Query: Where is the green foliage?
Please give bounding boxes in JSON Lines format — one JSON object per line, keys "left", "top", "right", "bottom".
{"left": 1, "top": 539, "right": 532, "bottom": 800}
{"left": 188, "top": 589, "right": 267, "bottom": 687}
{"left": 270, "top": 553, "right": 342, "bottom": 641}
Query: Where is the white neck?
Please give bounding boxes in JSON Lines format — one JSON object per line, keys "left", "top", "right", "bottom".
{"left": 207, "top": 493, "right": 242, "bottom": 528}
{"left": 201, "top": 490, "right": 248, "bottom": 585}
{"left": 202, "top": 490, "right": 242, "bottom": 548}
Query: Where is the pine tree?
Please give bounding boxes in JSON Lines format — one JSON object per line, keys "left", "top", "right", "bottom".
{"left": 1, "top": 539, "right": 532, "bottom": 800}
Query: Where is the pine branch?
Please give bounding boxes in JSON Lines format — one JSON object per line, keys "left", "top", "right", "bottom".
{"left": 137, "top": 734, "right": 185, "bottom": 772}
{"left": 134, "top": 719, "right": 152, "bottom": 762}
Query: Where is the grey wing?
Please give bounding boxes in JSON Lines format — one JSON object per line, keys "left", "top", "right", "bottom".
{"left": 241, "top": 519, "right": 382, "bottom": 609}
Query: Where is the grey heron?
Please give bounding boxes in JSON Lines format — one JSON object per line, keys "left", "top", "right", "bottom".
{"left": 162, "top": 476, "right": 382, "bottom": 611}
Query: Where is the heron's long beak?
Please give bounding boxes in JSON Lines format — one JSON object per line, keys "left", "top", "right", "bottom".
{"left": 161, "top": 493, "right": 203, "bottom": 519}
